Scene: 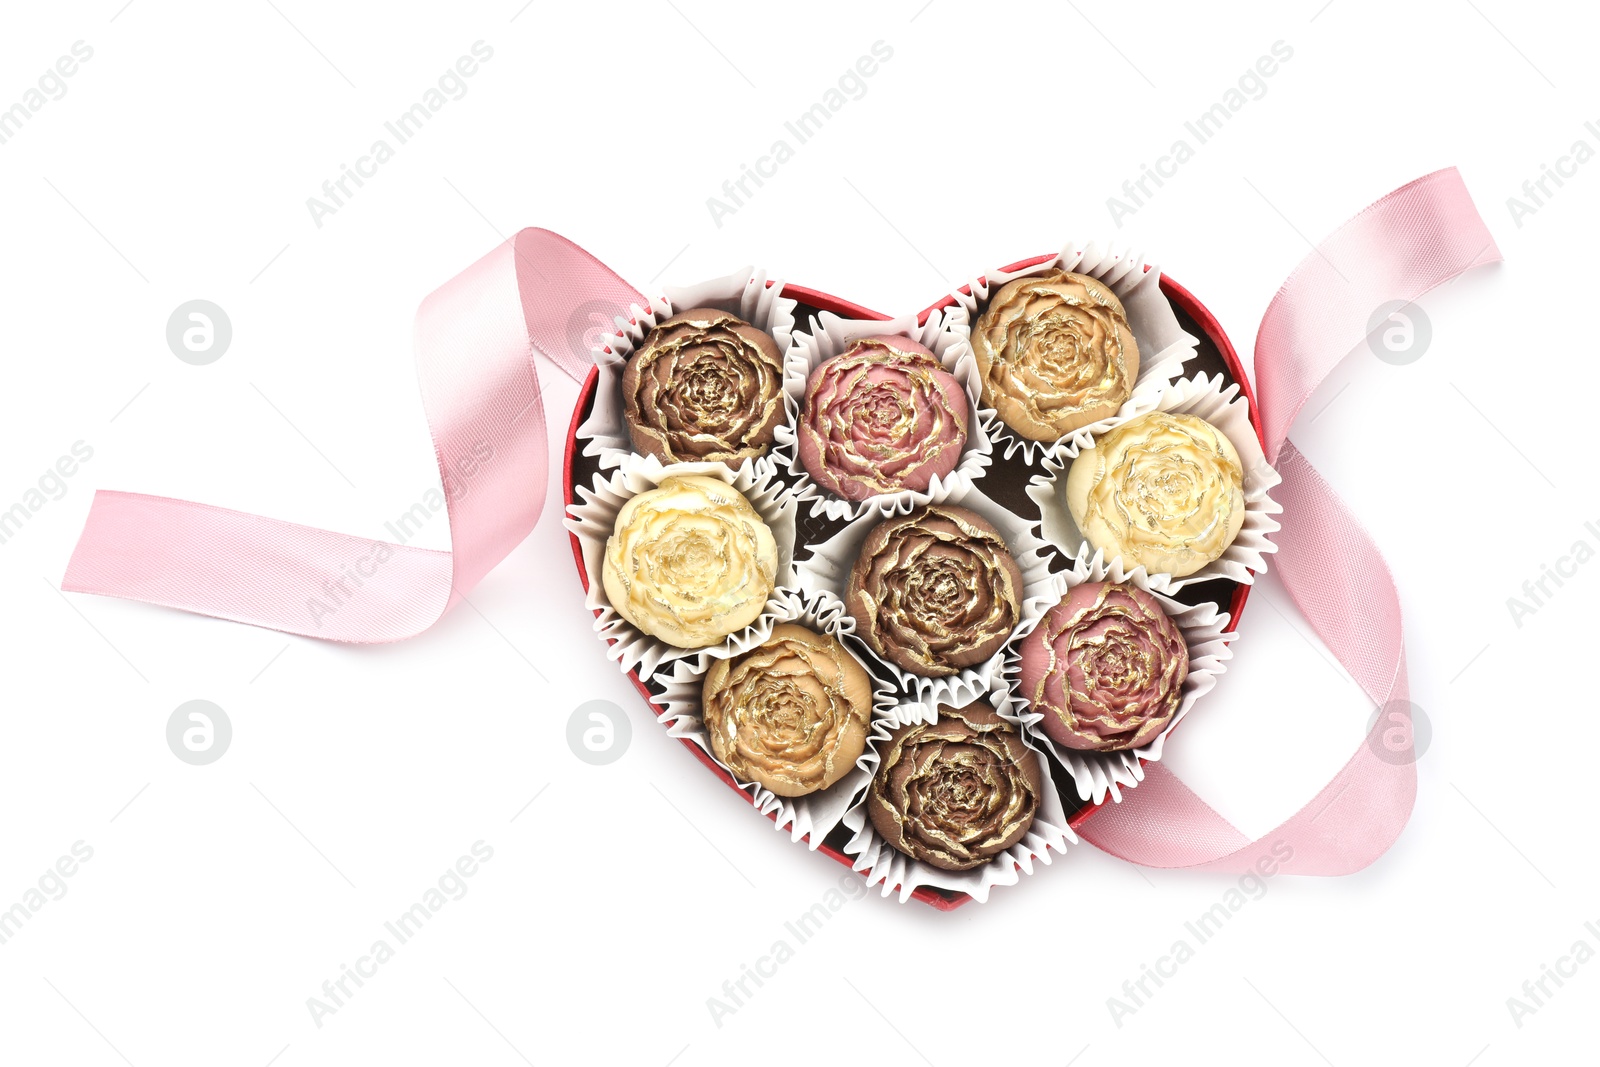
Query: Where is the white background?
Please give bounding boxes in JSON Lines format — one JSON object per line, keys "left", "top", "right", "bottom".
{"left": 0, "top": 1, "right": 1593, "bottom": 1064}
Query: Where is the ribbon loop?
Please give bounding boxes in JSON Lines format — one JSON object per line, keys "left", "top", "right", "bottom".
{"left": 1255, "top": 168, "right": 1502, "bottom": 462}
{"left": 63, "top": 228, "right": 642, "bottom": 642}
{"left": 1078, "top": 168, "right": 1500, "bottom": 872}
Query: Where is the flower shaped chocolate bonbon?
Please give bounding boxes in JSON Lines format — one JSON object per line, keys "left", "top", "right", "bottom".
{"left": 970, "top": 269, "right": 1139, "bottom": 442}
{"left": 846, "top": 504, "right": 1023, "bottom": 677}
{"left": 1017, "top": 581, "right": 1189, "bottom": 752}
{"left": 701, "top": 623, "right": 874, "bottom": 797}
{"left": 602, "top": 474, "right": 779, "bottom": 649}
{"left": 1065, "top": 410, "right": 1245, "bottom": 578}
{"left": 798, "top": 334, "right": 968, "bottom": 501}
{"left": 622, "top": 309, "right": 785, "bottom": 465}
{"left": 867, "top": 702, "right": 1042, "bottom": 872}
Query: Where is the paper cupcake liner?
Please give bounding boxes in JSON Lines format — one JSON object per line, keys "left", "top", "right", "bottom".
{"left": 576, "top": 266, "right": 798, "bottom": 471}
{"left": 771, "top": 305, "right": 994, "bottom": 521}
{"left": 1002, "top": 551, "right": 1237, "bottom": 805}
{"left": 949, "top": 239, "right": 1200, "bottom": 465}
{"left": 1026, "top": 371, "right": 1282, "bottom": 593}
{"left": 649, "top": 588, "right": 901, "bottom": 848}
{"left": 563, "top": 453, "right": 800, "bottom": 680}
{"left": 839, "top": 689, "right": 1077, "bottom": 904}
{"left": 791, "top": 480, "right": 1058, "bottom": 708}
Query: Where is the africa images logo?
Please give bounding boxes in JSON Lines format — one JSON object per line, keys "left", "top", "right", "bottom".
{"left": 1106, "top": 41, "right": 1294, "bottom": 227}
{"left": 704, "top": 41, "right": 894, "bottom": 228}
{"left": 304, "top": 42, "right": 495, "bottom": 228}
{"left": 0, "top": 41, "right": 94, "bottom": 148}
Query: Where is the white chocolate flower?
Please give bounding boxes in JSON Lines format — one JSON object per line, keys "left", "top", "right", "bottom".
{"left": 1065, "top": 412, "right": 1244, "bottom": 578}
{"left": 602, "top": 475, "right": 779, "bottom": 648}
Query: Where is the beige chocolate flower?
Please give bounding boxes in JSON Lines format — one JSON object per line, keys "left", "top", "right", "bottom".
{"left": 971, "top": 270, "right": 1139, "bottom": 441}
{"left": 867, "top": 702, "right": 1042, "bottom": 872}
{"left": 1065, "top": 412, "right": 1244, "bottom": 578}
{"left": 623, "top": 309, "right": 784, "bottom": 464}
{"left": 845, "top": 505, "right": 1023, "bottom": 678}
{"left": 602, "top": 475, "right": 779, "bottom": 648}
{"left": 701, "top": 623, "right": 874, "bottom": 797}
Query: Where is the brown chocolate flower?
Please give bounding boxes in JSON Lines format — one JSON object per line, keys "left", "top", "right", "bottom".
{"left": 867, "top": 702, "right": 1042, "bottom": 871}
{"left": 845, "top": 505, "right": 1023, "bottom": 677}
{"left": 1017, "top": 582, "right": 1189, "bottom": 752}
{"left": 797, "top": 335, "right": 968, "bottom": 501}
{"left": 701, "top": 623, "right": 874, "bottom": 797}
{"left": 623, "top": 308, "right": 784, "bottom": 464}
{"left": 971, "top": 270, "right": 1139, "bottom": 441}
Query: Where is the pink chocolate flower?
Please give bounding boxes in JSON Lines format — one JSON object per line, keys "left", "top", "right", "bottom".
{"left": 1017, "top": 581, "right": 1188, "bottom": 752}
{"left": 798, "top": 335, "right": 968, "bottom": 502}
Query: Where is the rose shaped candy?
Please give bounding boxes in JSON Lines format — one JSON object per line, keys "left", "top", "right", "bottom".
{"left": 867, "top": 702, "right": 1042, "bottom": 872}
{"left": 1065, "top": 411, "right": 1244, "bottom": 578}
{"left": 971, "top": 270, "right": 1139, "bottom": 441}
{"left": 797, "top": 335, "right": 968, "bottom": 501}
{"left": 846, "top": 505, "right": 1023, "bottom": 677}
{"left": 1018, "top": 582, "right": 1188, "bottom": 752}
{"left": 701, "top": 623, "right": 874, "bottom": 797}
{"left": 623, "top": 309, "right": 785, "bottom": 464}
{"left": 602, "top": 474, "right": 779, "bottom": 648}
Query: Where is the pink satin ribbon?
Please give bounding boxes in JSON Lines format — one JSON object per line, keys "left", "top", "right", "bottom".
{"left": 64, "top": 229, "right": 643, "bottom": 641}
{"left": 1077, "top": 168, "right": 1501, "bottom": 872}
{"left": 64, "top": 172, "right": 1500, "bottom": 875}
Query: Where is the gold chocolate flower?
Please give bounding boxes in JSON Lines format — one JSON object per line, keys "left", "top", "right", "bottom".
{"left": 623, "top": 309, "right": 785, "bottom": 464}
{"left": 845, "top": 505, "right": 1023, "bottom": 677}
{"left": 970, "top": 270, "right": 1139, "bottom": 441}
{"left": 1065, "top": 411, "right": 1244, "bottom": 578}
{"left": 701, "top": 623, "right": 874, "bottom": 797}
{"left": 602, "top": 474, "right": 779, "bottom": 649}
{"left": 867, "top": 702, "right": 1042, "bottom": 872}
{"left": 1017, "top": 581, "right": 1189, "bottom": 752}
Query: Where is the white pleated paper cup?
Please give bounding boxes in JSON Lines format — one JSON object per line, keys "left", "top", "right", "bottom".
{"left": 792, "top": 480, "right": 1058, "bottom": 708}
{"left": 1027, "top": 372, "right": 1282, "bottom": 594}
{"left": 576, "top": 265, "right": 797, "bottom": 471}
{"left": 771, "top": 305, "right": 993, "bottom": 521}
{"left": 949, "top": 239, "right": 1200, "bottom": 466}
{"left": 1002, "top": 551, "right": 1237, "bottom": 805}
{"left": 649, "top": 588, "right": 900, "bottom": 848}
{"left": 839, "top": 690, "right": 1076, "bottom": 904}
{"left": 563, "top": 453, "right": 800, "bottom": 680}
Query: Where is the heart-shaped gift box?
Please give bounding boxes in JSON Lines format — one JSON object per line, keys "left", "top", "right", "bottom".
{"left": 563, "top": 253, "right": 1266, "bottom": 909}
